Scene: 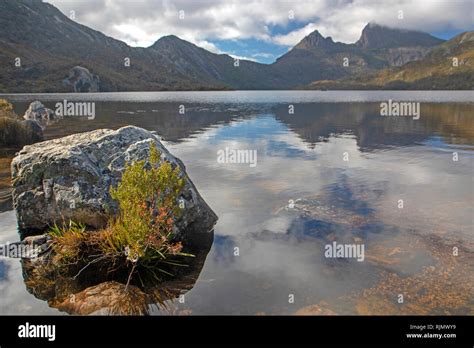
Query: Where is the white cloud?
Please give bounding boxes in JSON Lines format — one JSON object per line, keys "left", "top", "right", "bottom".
{"left": 228, "top": 54, "right": 258, "bottom": 62}
{"left": 252, "top": 52, "right": 275, "bottom": 58}
{"left": 195, "top": 40, "right": 221, "bottom": 53}
{"left": 273, "top": 23, "right": 319, "bottom": 46}
{"left": 47, "top": 0, "right": 473, "bottom": 50}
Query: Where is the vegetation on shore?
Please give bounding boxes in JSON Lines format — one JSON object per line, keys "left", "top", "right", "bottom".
{"left": 0, "top": 98, "right": 41, "bottom": 148}
{"left": 48, "top": 146, "right": 192, "bottom": 286}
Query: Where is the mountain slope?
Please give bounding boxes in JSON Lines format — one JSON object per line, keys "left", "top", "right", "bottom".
{"left": 307, "top": 31, "right": 474, "bottom": 90}
{"left": 272, "top": 23, "right": 444, "bottom": 86}
{"left": 149, "top": 35, "right": 279, "bottom": 89}
{"left": 0, "top": 0, "right": 463, "bottom": 92}
{"left": 0, "top": 0, "right": 177, "bottom": 92}
{"left": 272, "top": 30, "right": 386, "bottom": 85}
{"left": 0, "top": 0, "right": 274, "bottom": 92}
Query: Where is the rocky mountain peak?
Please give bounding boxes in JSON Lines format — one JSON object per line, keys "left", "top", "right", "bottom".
{"left": 295, "top": 30, "right": 337, "bottom": 50}
{"left": 150, "top": 35, "right": 183, "bottom": 49}
{"left": 356, "top": 22, "right": 444, "bottom": 49}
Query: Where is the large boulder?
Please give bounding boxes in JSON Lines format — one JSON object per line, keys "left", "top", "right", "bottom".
{"left": 11, "top": 126, "right": 217, "bottom": 244}
{"left": 63, "top": 66, "right": 100, "bottom": 92}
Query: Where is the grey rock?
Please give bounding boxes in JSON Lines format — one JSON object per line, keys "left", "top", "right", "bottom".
{"left": 63, "top": 66, "right": 100, "bottom": 93}
{"left": 11, "top": 126, "right": 217, "bottom": 245}
{"left": 22, "top": 101, "right": 59, "bottom": 129}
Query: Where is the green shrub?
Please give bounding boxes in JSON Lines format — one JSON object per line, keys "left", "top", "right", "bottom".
{"left": 49, "top": 145, "right": 191, "bottom": 284}
{"left": 106, "top": 145, "right": 186, "bottom": 265}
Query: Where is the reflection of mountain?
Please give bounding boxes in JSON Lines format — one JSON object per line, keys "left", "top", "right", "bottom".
{"left": 12, "top": 101, "right": 264, "bottom": 143}
{"left": 274, "top": 103, "right": 474, "bottom": 151}
{"left": 12, "top": 100, "right": 474, "bottom": 151}
{"left": 11, "top": 100, "right": 474, "bottom": 152}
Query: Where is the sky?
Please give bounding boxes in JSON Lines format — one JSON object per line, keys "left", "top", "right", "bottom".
{"left": 47, "top": 0, "right": 474, "bottom": 63}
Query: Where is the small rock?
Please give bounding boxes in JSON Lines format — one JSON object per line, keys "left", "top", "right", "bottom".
{"left": 22, "top": 101, "right": 58, "bottom": 129}
{"left": 50, "top": 281, "right": 149, "bottom": 315}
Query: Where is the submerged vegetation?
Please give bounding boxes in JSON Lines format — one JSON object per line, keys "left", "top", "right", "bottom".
{"left": 48, "top": 146, "right": 192, "bottom": 286}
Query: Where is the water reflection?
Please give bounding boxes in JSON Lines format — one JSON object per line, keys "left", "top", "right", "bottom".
{"left": 1, "top": 94, "right": 473, "bottom": 314}
{"left": 9, "top": 100, "right": 474, "bottom": 149}
{"left": 20, "top": 231, "right": 213, "bottom": 315}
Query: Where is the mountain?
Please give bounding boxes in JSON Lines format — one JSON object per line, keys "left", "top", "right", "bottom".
{"left": 0, "top": 0, "right": 182, "bottom": 92}
{"left": 307, "top": 31, "right": 474, "bottom": 90}
{"left": 272, "top": 29, "right": 387, "bottom": 86}
{"left": 355, "top": 23, "right": 445, "bottom": 67}
{"left": 148, "top": 35, "right": 279, "bottom": 90}
{"left": 0, "top": 0, "right": 466, "bottom": 92}
{"left": 355, "top": 23, "right": 444, "bottom": 49}
{"left": 0, "top": 0, "right": 274, "bottom": 92}
{"left": 272, "top": 23, "right": 446, "bottom": 87}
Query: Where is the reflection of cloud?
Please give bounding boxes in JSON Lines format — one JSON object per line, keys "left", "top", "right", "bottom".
{"left": 0, "top": 260, "right": 8, "bottom": 281}
{"left": 168, "top": 112, "right": 473, "bottom": 248}
{"left": 0, "top": 212, "right": 58, "bottom": 314}
{"left": 1, "top": 106, "right": 473, "bottom": 314}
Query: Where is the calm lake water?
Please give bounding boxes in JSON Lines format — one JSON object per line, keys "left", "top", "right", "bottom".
{"left": 0, "top": 91, "right": 473, "bottom": 315}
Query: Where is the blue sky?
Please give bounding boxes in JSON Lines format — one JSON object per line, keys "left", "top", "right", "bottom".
{"left": 210, "top": 38, "right": 288, "bottom": 63}
{"left": 49, "top": 0, "right": 473, "bottom": 64}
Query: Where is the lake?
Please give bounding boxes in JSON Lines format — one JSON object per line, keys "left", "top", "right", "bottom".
{"left": 0, "top": 91, "right": 473, "bottom": 315}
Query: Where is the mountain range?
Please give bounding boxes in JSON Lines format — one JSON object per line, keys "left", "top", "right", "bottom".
{"left": 0, "top": 0, "right": 472, "bottom": 92}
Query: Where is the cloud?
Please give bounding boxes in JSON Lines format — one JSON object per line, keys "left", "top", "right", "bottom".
{"left": 47, "top": 0, "right": 473, "bottom": 52}
{"left": 273, "top": 23, "right": 319, "bottom": 46}
{"left": 228, "top": 54, "right": 258, "bottom": 62}
{"left": 252, "top": 52, "right": 275, "bottom": 59}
